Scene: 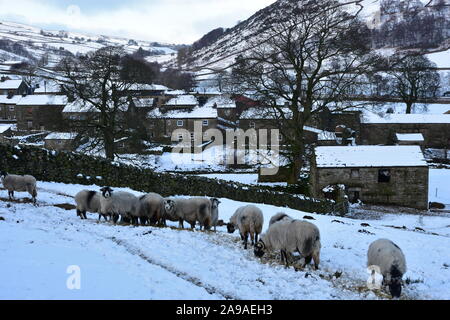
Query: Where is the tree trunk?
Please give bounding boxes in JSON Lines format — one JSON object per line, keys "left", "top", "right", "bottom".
{"left": 104, "top": 131, "right": 115, "bottom": 160}
{"left": 405, "top": 101, "right": 413, "bottom": 114}
{"left": 287, "top": 157, "right": 302, "bottom": 185}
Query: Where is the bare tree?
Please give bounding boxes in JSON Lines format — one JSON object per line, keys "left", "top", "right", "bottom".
{"left": 56, "top": 46, "right": 135, "bottom": 159}
{"left": 225, "top": 0, "right": 380, "bottom": 184}
{"left": 387, "top": 54, "right": 440, "bottom": 114}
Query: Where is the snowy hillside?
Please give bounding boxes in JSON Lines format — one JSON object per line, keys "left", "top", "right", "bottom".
{"left": 176, "top": 0, "right": 449, "bottom": 74}
{"left": 0, "top": 178, "right": 449, "bottom": 300}
{"left": 0, "top": 21, "right": 177, "bottom": 66}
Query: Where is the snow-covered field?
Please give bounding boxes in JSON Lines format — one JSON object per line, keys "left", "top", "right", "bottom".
{"left": 429, "top": 169, "right": 450, "bottom": 208}
{"left": 117, "top": 145, "right": 282, "bottom": 173}
{"left": 195, "top": 173, "right": 287, "bottom": 187}
{"left": 0, "top": 179, "right": 449, "bottom": 300}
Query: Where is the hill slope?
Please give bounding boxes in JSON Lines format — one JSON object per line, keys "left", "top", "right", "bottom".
{"left": 177, "top": 0, "right": 450, "bottom": 74}
{"left": 0, "top": 21, "right": 178, "bottom": 67}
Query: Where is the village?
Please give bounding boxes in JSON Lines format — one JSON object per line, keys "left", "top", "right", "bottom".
{"left": 0, "top": 64, "right": 449, "bottom": 211}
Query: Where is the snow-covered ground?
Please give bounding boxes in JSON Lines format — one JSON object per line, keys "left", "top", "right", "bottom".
{"left": 117, "top": 145, "right": 283, "bottom": 173}
{"left": 195, "top": 173, "right": 287, "bottom": 187}
{"left": 427, "top": 49, "right": 450, "bottom": 69}
{"left": 0, "top": 179, "right": 449, "bottom": 300}
{"left": 429, "top": 169, "right": 450, "bottom": 208}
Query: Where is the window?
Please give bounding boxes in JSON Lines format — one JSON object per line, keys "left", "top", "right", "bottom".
{"left": 249, "top": 122, "right": 256, "bottom": 128}
{"left": 378, "top": 169, "right": 391, "bottom": 183}
{"left": 27, "top": 121, "right": 33, "bottom": 129}
{"left": 202, "top": 120, "right": 209, "bottom": 126}
{"left": 351, "top": 169, "right": 360, "bottom": 178}
{"left": 177, "top": 120, "right": 184, "bottom": 127}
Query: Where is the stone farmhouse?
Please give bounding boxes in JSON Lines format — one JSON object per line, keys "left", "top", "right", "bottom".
{"left": 311, "top": 145, "right": 429, "bottom": 210}
{"left": 15, "top": 95, "right": 68, "bottom": 131}
{"left": 360, "top": 113, "right": 450, "bottom": 149}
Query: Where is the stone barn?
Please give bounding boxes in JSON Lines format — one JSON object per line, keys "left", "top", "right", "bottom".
{"left": 311, "top": 145, "right": 429, "bottom": 210}
{"left": 44, "top": 132, "right": 78, "bottom": 151}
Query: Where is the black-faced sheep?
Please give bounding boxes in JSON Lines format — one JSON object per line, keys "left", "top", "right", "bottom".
{"left": 163, "top": 197, "right": 212, "bottom": 230}
{"left": 210, "top": 198, "right": 221, "bottom": 231}
{"left": 367, "top": 238, "right": 407, "bottom": 298}
{"left": 1, "top": 171, "right": 37, "bottom": 204}
{"left": 254, "top": 220, "right": 321, "bottom": 270}
{"left": 74, "top": 190, "right": 102, "bottom": 220}
{"left": 99, "top": 187, "right": 140, "bottom": 225}
{"left": 139, "top": 193, "right": 165, "bottom": 226}
{"left": 227, "top": 205, "right": 264, "bottom": 249}
{"left": 269, "top": 212, "right": 293, "bottom": 226}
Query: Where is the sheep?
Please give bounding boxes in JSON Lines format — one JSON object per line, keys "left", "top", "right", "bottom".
{"left": 138, "top": 193, "right": 165, "bottom": 226}
{"left": 254, "top": 220, "right": 321, "bottom": 270}
{"left": 74, "top": 190, "right": 102, "bottom": 220}
{"left": 163, "top": 197, "right": 212, "bottom": 230}
{"left": 227, "top": 205, "right": 264, "bottom": 249}
{"left": 210, "top": 198, "right": 221, "bottom": 231}
{"left": 162, "top": 197, "right": 181, "bottom": 225}
{"left": 367, "top": 239, "right": 407, "bottom": 298}
{"left": 99, "top": 187, "right": 140, "bottom": 225}
{"left": 269, "top": 212, "right": 293, "bottom": 226}
{"left": 0, "top": 171, "right": 37, "bottom": 204}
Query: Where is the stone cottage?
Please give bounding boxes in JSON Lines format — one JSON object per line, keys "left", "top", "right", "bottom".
{"left": 15, "top": 95, "right": 68, "bottom": 131}
{"left": 146, "top": 104, "right": 218, "bottom": 144}
{"left": 0, "top": 79, "right": 29, "bottom": 96}
{"left": 311, "top": 145, "right": 429, "bottom": 210}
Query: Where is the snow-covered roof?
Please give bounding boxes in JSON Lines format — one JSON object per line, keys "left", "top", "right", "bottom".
{"left": 0, "top": 95, "right": 22, "bottom": 104}
{"left": 148, "top": 106, "right": 218, "bottom": 119}
{"left": 0, "top": 124, "right": 13, "bottom": 134}
{"left": 132, "top": 97, "right": 155, "bottom": 108}
{"left": 315, "top": 146, "right": 427, "bottom": 168}
{"left": 191, "top": 87, "right": 221, "bottom": 95}
{"left": 0, "top": 79, "right": 23, "bottom": 90}
{"left": 396, "top": 133, "right": 424, "bottom": 142}
{"left": 62, "top": 100, "right": 99, "bottom": 113}
{"left": 17, "top": 95, "right": 68, "bottom": 106}
{"left": 240, "top": 107, "right": 292, "bottom": 120}
{"left": 63, "top": 98, "right": 130, "bottom": 112}
{"left": 34, "top": 81, "right": 62, "bottom": 94}
{"left": 362, "top": 112, "right": 450, "bottom": 124}
{"left": 204, "top": 95, "right": 236, "bottom": 109}
{"left": 2, "top": 61, "right": 22, "bottom": 65}
{"left": 164, "top": 95, "right": 198, "bottom": 107}
{"left": 304, "top": 126, "right": 336, "bottom": 141}
{"left": 165, "top": 90, "right": 186, "bottom": 96}
{"left": 45, "top": 132, "right": 77, "bottom": 140}
{"left": 129, "top": 83, "right": 169, "bottom": 91}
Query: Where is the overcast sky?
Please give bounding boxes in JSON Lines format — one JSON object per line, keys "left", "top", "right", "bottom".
{"left": 0, "top": 0, "right": 276, "bottom": 44}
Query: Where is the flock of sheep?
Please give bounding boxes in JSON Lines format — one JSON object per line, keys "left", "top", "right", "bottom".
{"left": 1, "top": 171, "right": 407, "bottom": 299}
